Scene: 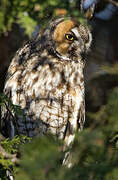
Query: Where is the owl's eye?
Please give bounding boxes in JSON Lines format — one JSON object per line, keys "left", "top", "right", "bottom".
{"left": 65, "top": 34, "right": 74, "bottom": 41}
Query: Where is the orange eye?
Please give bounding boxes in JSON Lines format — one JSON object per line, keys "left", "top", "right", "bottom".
{"left": 65, "top": 34, "right": 74, "bottom": 41}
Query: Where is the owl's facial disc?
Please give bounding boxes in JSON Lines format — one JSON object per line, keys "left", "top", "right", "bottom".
{"left": 53, "top": 20, "right": 75, "bottom": 60}
{"left": 53, "top": 19, "right": 91, "bottom": 62}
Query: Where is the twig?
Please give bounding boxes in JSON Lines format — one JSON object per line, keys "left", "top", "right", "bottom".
{"left": 4, "top": 102, "right": 19, "bottom": 135}
{"left": 106, "top": 0, "right": 118, "bottom": 7}
{"left": 0, "top": 144, "right": 19, "bottom": 164}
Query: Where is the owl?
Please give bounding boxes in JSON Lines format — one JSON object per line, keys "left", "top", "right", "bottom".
{"left": 1, "top": 17, "right": 92, "bottom": 166}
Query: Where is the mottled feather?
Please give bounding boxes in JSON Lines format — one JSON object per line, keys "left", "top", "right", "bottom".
{"left": 1, "top": 17, "right": 92, "bottom": 166}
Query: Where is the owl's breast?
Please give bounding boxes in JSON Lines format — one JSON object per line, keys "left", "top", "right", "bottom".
{"left": 4, "top": 57, "right": 84, "bottom": 138}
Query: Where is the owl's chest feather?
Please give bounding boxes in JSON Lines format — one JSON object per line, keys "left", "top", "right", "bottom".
{"left": 39, "top": 59, "right": 83, "bottom": 85}
{"left": 30, "top": 60, "right": 84, "bottom": 99}
{"left": 4, "top": 56, "right": 85, "bottom": 137}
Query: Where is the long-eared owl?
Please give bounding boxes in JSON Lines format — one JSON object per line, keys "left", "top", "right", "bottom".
{"left": 1, "top": 17, "right": 92, "bottom": 157}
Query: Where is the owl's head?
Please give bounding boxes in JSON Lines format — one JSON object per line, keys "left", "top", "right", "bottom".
{"left": 41, "top": 17, "right": 92, "bottom": 62}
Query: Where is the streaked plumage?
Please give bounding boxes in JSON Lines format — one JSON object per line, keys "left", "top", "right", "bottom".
{"left": 1, "top": 17, "right": 92, "bottom": 166}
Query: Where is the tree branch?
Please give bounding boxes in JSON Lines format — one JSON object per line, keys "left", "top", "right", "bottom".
{"left": 106, "top": 0, "right": 118, "bottom": 7}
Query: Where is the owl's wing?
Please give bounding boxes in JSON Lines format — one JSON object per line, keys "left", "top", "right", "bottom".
{"left": 1, "top": 38, "right": 54, "bottom": 138}
{"left": 1, "top": 42, "right": 34, "bottom": 138}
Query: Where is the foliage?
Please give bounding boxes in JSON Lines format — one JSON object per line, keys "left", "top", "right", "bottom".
{"left": 0, "top": 153, "right": 14, "bottom": 180}
{"left": 0, "top": 0, "right": 86, "bottom": 37}
{"left": 15, "top": 128, "right": 118, "bottom": 180}
{"left": 0, "top": 135, "right": 31, "bottom": 180}
{"left": 1, "top": 135, "right": 31, "bottom": 154}
{"left": 16, "top": 135, "right": 65, "bottom": 180}
{"left": 0, "top": 0, "right": 38, "bottom": 36}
